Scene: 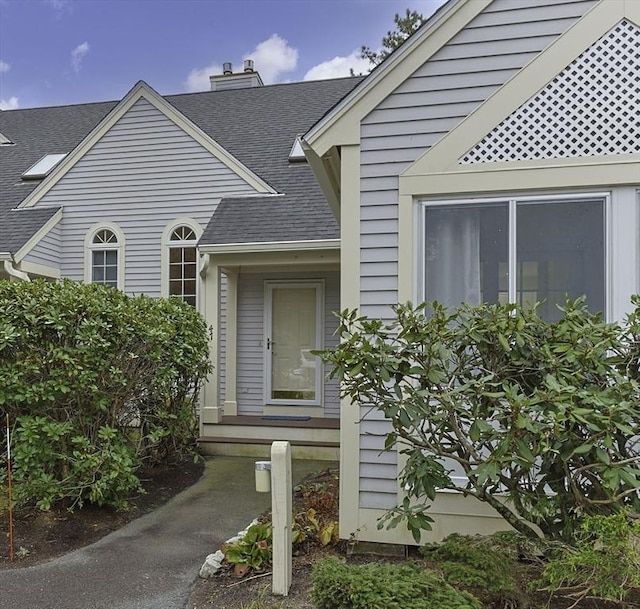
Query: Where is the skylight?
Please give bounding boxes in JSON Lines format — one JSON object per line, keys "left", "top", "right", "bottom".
{"left": 288, "top": 136, "right": 306, "bottom": 162}
{"left": 22, "top": 153, "right": 67, "bottom": 179}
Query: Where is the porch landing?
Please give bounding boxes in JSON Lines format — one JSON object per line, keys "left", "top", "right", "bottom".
{"left": 199, "top": 415, "right": 339, "bottom": 460}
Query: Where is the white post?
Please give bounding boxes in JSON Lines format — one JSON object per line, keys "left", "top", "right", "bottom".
{"left": 271, "top": 441, "right": 292, "bottom": 596}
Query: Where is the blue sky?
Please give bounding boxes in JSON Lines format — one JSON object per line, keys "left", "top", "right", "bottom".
{"left": 0, "top": 0, "right": 445, "bottom": 110}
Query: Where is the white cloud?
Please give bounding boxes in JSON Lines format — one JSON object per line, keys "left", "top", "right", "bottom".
{"left": 186, "top": 62, "right": 223, "bottom": 93}
{"left": 0, "top": 59, "right": 9, "bottom": 73}
{"left": 243, "top": 34, "right": 298, "bottom": 85}
{"left": 185, "top": 33, "right": 298, "bottom": 92}
{"left": 0, "top": 96, "right": 19, "bottom": 110}
{"left": 304, "top": 50, "right": 371, "bottom": 81}
{"left": 71, "top": 41, "right": 89, "bottom": 73}
{"left": 46, "top": 0, "right": 73, "bottom": 17}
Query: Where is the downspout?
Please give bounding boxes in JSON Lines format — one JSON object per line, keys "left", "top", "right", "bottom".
{"left": 2, "top": 258, "right": 31, "bottom": 282}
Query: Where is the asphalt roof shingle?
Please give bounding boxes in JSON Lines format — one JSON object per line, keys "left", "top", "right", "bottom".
{"left": 0, "top": 76, "right": 362, "bottom": 253}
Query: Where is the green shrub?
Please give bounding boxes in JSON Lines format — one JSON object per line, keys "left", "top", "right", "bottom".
{"left": 539, "top": 512, "right": 640, "bottom": 604}
{"left": 421, "top": 533, "right": 524, "bottom": 604}
{"left": 311, "top": 556, "right": 481, "bottom": 609}
{"left": 321, "top": 297, "right": 640, "bottom": 543}
{"left": 0, "top": 279, "right": 211, "bottom": 510}
{"left": 9, "top": 416, "right": 140, "bottom": 510}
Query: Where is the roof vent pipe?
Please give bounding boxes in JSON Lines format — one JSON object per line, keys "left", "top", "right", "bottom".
{"left": 243, "top": 59, "right": 254, "bottom": 73}
{"left": 223, "top": 62, "right": 233, "bottom": 75}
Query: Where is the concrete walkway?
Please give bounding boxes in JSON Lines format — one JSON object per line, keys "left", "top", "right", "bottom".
{"left": 0, "top": 456, "right": 331, "bottom": 609}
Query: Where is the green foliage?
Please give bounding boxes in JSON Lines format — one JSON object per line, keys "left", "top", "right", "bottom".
{"left": 421, "top": 533, "right": 522, "bottom": 601}
{"left": 311, "top": 557, "right": 481, "bottom": 609}
{"left": 8, "top": 415, "right": 140, "bottom": 510}
{"left": 0, "top": 279, "right": 211, "bottom": 510}
{"left": 361, "top": 9, "right": 426, "bottom": 66}
{"left": 539, "top": 512, "right": 640, "bottom": 604}
{"left": 224, "top": 523, "right": 273, "bottom": 574}
{"left": 292, "top": 507, "right": 339, "bottom": 548}
{"left": 320, "top": 298, "right": 640, "bottom": 543}
{"left": 292, "top": 468, "right": 340, "bottom": 549}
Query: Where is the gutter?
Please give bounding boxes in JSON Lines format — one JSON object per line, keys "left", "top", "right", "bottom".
{"left": 2, "top": 257, "right": 31, "bottom": 281}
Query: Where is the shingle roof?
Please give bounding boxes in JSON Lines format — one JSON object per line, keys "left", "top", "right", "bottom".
{"left": 0, "top": 101, "right": 117, "bottom": 252}
{"left": 0, "top": 76, "right": 362, "bottom": 253}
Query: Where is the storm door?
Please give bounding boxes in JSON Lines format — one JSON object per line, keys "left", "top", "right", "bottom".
{"left": 265, "top": 282, "right": 323, "bottom": 405}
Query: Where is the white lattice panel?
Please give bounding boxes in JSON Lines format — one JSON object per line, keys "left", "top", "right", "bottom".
{"left": 460, "top": 20, "right": 640, "bottom": 164}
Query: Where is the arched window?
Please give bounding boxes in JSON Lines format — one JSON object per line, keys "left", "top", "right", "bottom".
{"left": 168, "top": 225, "right": 198, "bottom": 306}
{"left": 89, "top": 227, "right": 120, "bottom": 288}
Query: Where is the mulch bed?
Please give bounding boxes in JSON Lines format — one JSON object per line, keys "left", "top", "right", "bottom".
{"left": 0, "top": 457, "right": 204, "bottom": 568}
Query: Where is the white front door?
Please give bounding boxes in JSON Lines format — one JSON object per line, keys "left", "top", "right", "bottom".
{"left": 265, "top": 282, "right": 323, "bottom": 405}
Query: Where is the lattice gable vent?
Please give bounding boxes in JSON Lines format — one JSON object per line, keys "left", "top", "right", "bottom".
{"left": 460, "top": 20, "right": 639, "bottom": 164}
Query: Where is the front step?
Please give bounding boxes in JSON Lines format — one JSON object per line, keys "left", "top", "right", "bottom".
{"left": 199, "top": 415, "right": 340, "bottom": 460}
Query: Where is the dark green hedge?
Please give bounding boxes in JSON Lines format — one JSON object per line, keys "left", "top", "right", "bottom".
{"left": 0, "top": 279, "right": 211, "bottom": 509}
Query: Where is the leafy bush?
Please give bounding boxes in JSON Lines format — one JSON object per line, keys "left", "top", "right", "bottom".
{"left": 224, "top": 522, "right": 273, "bottom": 575}
{"left": 0, "top": 279, "right": 211, "bottom": 509}
{"left": 9, "top": 416, "right": 140, "bottom": 510}
{"left": 311, "top": 557, "right": 481, "bottom": 609}
{"left": 539, "top": 512, "right": 640, "bottom": 605}
{"left": 321, "top": 298, "right": 640, "bottom": 543}
{"left": 421, "top": 533, "right": 524, "bottom": 604}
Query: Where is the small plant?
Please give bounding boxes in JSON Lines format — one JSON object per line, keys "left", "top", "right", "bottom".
{"left": 538, "top": 512, "right": 640, "bottom": 606}
{"left": 311, "top": 556, "right": 481, "bottom": 609}
{"left": 421, "top": 533, "right": 525, "bottom": 605}
{"left": 224, "top": 522, "right": 273, "bottom": 576}
{"left": 293, "top": 508, "right": 339, "bottom": 548}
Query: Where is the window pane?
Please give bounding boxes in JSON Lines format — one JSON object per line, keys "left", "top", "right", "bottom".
{"left": 169, "top": 248, "right": 182, "bottom": 263}
{"left": 424, "top": 204, "right": 508, "bottom": 308}
{"left": 93, "top": 265, "right": 104, "bottom": 282}
{"left": 92, "top": 250, "right": 105, "bottom": 266}
{"left": 105, "top": 265, "right": 117, "bottom": 282}
{"left": 270, "top": 287, "right": 317, "bottom": 401}
{"left": 517, "top": 200, "right": 604, "bottom": 320}
{"left": 184, "top": 262, "right": 196, "bottom": 279}
{"left": 184, "top": 247, "right": 196, "bottom": 263}
{"left": 105, "top": 250, "right": 117, "bottom": 265}
{"left": 169, "top": 263, "right": 182, "bottom": 280}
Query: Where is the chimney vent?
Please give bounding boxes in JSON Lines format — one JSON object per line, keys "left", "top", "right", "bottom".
{"left": 210, "top": 63, "right": 264, "bottom": 91}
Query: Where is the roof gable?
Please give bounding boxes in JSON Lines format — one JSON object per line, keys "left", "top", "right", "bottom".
{"left": 17, "top": 81, "right": 275, "bottom": 209}
{"left": 461, "top": 19, "right": 639, "bottom": 164}
{"left": 404, "top": 0, "right": 640, "bottom": 178}
{"left": 304, "top": 0, "right": 489, "bottom": 156}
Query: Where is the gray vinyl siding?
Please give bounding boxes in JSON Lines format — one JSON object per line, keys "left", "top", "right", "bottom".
{"left": 33, "top": 97, "right": 258, "bottom": 297}
{"left": 23, "top": 221, "right": 61, "bottom": 269}
{"left": 234, "top": 270, "right": 340, "bottom": 417}
{"left": 357, "top": 0, "right": 597, "bottom": 509}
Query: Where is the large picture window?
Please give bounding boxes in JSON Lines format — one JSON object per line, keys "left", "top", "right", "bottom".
{"left": 421, "top": 195, "right": 606, "bottom": 320}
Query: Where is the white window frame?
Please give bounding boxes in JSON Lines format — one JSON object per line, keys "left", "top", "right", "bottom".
{"left": 160, "top": 218, "right": 202, "bottom": 306}
{"left": 263, "top": 280, "right": 324, "bottom": 408}
{"left": 418, "top": 191, "right": 611, "bottom": 319}
{"left": 84, "top": 222, "right": 125, "bottom": 290}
